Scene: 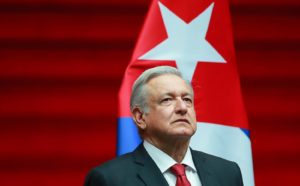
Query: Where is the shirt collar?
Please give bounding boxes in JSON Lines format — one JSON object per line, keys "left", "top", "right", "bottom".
{"left": 143, "top": 140, "right": 197, "bottom": 173}
{"left": 181, "top": 147, "right": 197, "bottom": 171}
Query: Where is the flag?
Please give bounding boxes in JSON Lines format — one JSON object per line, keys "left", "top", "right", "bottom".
{"left": 117, "top": 0, "right": 254, "bottom": 185}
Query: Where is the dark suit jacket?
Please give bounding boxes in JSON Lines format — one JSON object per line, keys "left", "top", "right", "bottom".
{"left": 84, "top": 143, "right": 244, "bottom": 186}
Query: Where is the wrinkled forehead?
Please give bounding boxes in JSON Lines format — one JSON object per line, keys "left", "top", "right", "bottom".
{"left": 146, "top": 74, "right": 192, "bottom": 98}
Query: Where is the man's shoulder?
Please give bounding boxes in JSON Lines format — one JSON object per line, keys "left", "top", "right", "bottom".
{"left": 191, "top": 149, "right": 244, "bottom": 186}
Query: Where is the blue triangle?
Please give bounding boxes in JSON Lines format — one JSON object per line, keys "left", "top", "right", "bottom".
{"left": 240, "top": 128, "right": 250, "bottom": 139}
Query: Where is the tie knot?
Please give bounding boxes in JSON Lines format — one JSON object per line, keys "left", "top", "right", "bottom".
{"left": 170, "top": 164, "right": 186, "bottom": 176}
{"left": 170, "top": 164, "right": 191, "bottom": 186}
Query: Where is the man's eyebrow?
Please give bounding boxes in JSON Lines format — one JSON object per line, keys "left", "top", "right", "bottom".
{"left": 159, "top": 92, "right": 192, "bottom": 98}
{"left": 183, "top": 93, "right": 193, "bottom": 97}
{"left": 158, "top": 93, "right": 172, "bottom": 99}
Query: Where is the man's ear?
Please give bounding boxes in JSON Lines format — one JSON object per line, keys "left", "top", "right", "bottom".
{"left": 131, "top": 107, "right": 146, "bottom": 130}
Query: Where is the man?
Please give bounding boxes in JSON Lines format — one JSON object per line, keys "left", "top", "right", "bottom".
{"left": 84, "top": 66, "right": 244, "bottom": 186}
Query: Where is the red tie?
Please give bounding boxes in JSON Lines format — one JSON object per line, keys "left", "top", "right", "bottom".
{"left": 170, "top": 164, "right": 191, "bottom": 186}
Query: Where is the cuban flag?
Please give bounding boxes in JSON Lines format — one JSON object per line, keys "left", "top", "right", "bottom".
{"left": 117, "top": 0, "right": 254, "bottom": 185}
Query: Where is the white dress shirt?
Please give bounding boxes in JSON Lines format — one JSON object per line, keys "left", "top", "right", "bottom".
{"left": 143, "top": 140, "right": 202, "bottom": 186}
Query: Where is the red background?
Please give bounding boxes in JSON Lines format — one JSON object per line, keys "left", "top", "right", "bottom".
{"left": 0, "top": 0, "right": 299, "bottom": 185}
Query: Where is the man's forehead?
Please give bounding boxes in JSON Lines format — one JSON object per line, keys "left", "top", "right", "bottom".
{"left": 146, "top": 75, "right": 192, "bottom": 95}
{"left": 147, "top": 74, "right": 186, "bottom": 85}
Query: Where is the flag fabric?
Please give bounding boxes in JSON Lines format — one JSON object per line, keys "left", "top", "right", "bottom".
{"left": 117, "top": 0, "right": 254, "bottom": 186}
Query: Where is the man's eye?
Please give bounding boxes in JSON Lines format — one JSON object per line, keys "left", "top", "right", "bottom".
{"left": 183, "top": 98, "right": 192, "bottom": 103}
{"left": 162, "top": 98, "right": 171, "bottom": 102}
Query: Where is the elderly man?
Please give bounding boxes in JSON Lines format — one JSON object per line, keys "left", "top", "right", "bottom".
{"left": 84, "top": 66, "right": 244, "bottom": 186}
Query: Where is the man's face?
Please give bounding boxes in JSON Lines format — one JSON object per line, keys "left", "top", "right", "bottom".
{"left": 143, "top": 74, "right": 197, "bottom": 141}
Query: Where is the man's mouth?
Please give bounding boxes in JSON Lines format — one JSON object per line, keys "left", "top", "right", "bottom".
{"left": 173, "top": 119, "right": 189, "bottom": 124}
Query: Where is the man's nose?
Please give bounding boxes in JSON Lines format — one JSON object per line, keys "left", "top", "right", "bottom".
{"left": 175, "top": 98, "right": 188, "bottom": 115}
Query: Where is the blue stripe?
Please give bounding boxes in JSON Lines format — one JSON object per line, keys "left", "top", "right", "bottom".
{"left": 116, "top": 117, "right": 142, "bottom": 156}
{"left": 240, "top": 128, "right": 250, "bottom": 138}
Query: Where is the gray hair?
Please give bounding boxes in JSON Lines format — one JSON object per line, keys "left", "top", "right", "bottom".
{"left": 130, "top": 66, "right": 194, "bottom": 138}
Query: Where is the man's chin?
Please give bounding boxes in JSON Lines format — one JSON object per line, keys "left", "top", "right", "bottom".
{"left": 170, "top": 129, "right": 195, "bottom": 138}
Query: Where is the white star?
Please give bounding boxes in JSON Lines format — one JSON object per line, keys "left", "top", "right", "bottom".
{"left": 138, "top": 1, "right": 226, "bottom": 81}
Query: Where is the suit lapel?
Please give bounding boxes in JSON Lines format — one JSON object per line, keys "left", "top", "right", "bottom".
{"left": 133, "top": 143, "right": 169, "bottom": 186}
{"left": 191, "top": 148, "right": 220, "bottom": 186}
